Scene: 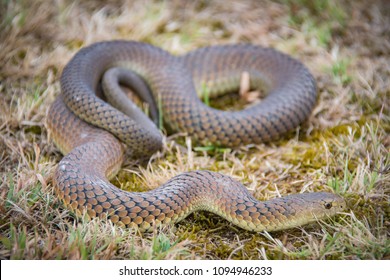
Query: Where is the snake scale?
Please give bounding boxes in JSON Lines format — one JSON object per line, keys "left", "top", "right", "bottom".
{"left": 47, "top": 40, "right": 345, "bottom": 232}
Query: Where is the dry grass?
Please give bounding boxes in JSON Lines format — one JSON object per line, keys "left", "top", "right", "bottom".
{"left": 0, "top": 0, "right": 389, "bottom": 260}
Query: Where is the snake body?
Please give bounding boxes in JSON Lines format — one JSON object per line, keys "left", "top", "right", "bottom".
{"left": 47, "top": 41, "right": 345, "bottom": 232}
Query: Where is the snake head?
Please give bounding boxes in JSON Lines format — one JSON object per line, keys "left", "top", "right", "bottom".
{"left": 297, "top": 192, "right": 347, "bottom": 222}
{"left": 264, "top": 192, "right": 348, "bottom": 232}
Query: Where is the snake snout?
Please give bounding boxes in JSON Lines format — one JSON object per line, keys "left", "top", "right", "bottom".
{"left": 304, "top": 192, "right": 347, "bottom": 221}
{"left": 324, "top": 193, "right": 347, "bottom": 213}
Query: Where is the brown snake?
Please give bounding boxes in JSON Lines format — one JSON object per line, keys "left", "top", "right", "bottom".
{"left": 47, "top": 41, "right": 345, "bottom": 232}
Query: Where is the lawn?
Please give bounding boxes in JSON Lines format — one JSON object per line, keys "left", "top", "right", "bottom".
{"left": 0, "top": 0, "right": 388, "bottom": 259}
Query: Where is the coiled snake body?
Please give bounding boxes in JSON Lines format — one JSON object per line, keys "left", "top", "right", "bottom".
{"left": 47, "top": 41, "right": 345, "bottom": 232}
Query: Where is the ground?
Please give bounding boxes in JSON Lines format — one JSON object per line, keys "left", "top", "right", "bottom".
{"left": 0, "top": 0, "right": 389, "bottom": 259}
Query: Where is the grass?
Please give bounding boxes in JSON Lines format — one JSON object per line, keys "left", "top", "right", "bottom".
{"left": 0, "top": 0, "right": 389, "bottom": 260}
{"left": 283, "top": 0, "right": 347, "bottom": 48}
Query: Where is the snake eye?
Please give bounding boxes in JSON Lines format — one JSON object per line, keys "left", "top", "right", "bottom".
{"left": 324, "top": 202, "right": 332, "bottom": 209}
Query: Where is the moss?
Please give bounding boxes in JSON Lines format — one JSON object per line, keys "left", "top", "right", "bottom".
{"left": 280, "top": 122, "right": 364, "bottom": 171}
{"left": 281, "top": 142, "right": 326, "bottom": 169}
{"left": 113, "top": 170, "right": 149, "bottom": 193}
{"left": 345, "top": 193, "right": 387, "bottom": 222}
{"left": 208, "top": 92, "right": 248, "bottom": 111}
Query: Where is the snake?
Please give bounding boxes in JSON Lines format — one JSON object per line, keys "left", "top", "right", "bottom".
{"left": 46, "top": 40, "right": 346, "bottom": 232}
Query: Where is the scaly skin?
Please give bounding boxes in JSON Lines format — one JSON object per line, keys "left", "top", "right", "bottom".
{"left": 46, "top": 41, "right": 346, "bottom": 232}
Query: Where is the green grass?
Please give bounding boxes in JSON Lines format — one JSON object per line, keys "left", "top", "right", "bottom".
{"left": 330, "top": 58, "right": 351, "bottom": 85}
{"left": 283, "top": 0, "right": 347, "bottom": 48}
